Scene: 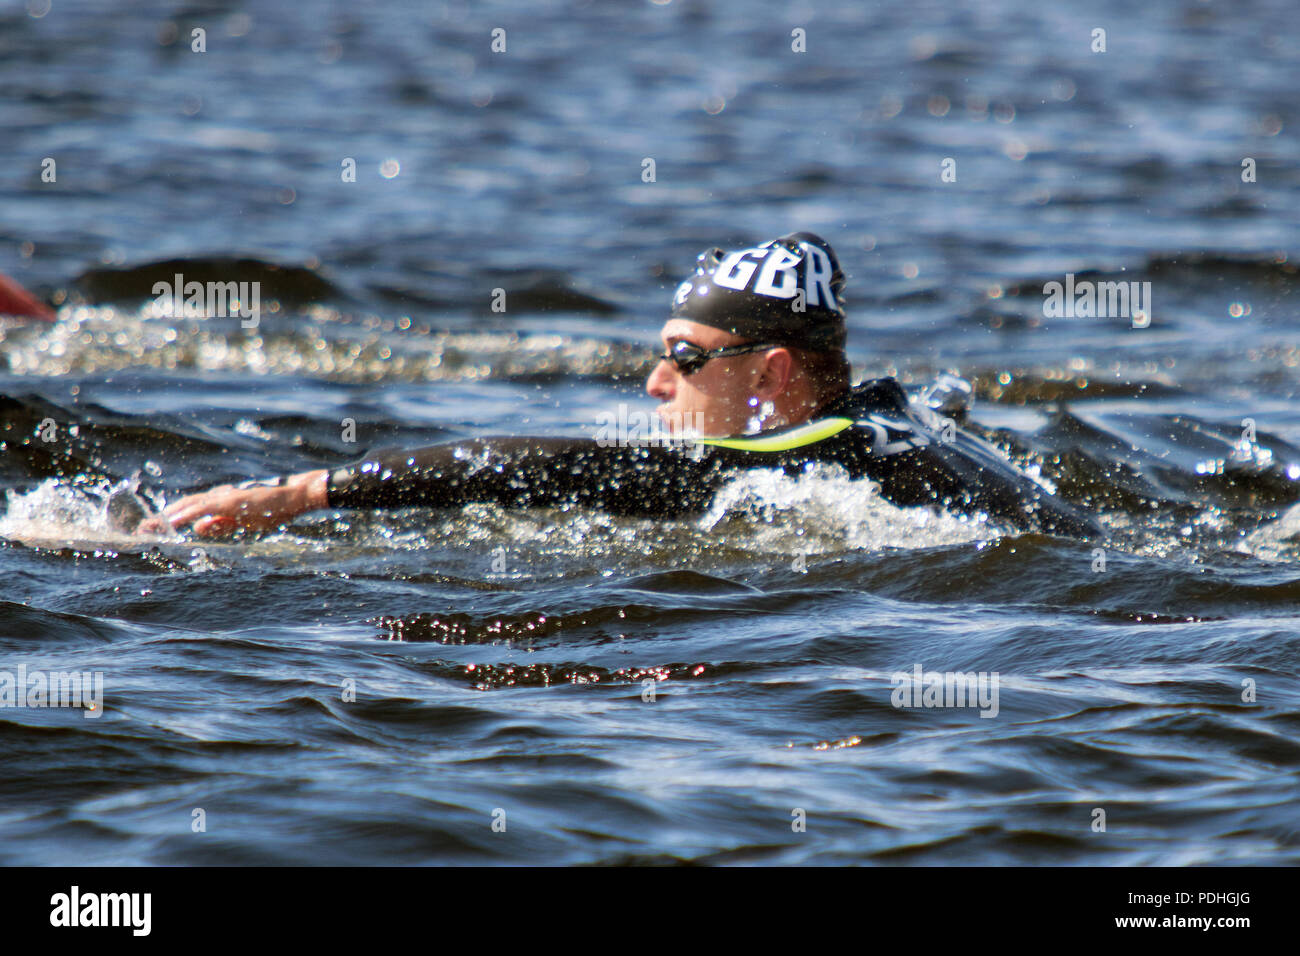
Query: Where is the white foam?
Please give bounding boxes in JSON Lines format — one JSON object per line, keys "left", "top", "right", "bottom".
{"left": 0, "top": 477, "right": 170, "bottom": 547}
{"left": 698, "top": 463, "right": 1000, "bottom": 553}
{"left": 1243, "top": 501, "right": 1300, "bottom": 562}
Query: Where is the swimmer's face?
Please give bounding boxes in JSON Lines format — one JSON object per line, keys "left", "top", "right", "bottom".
{"left": 646, "top": 319, "right": 790, "bottom": 437}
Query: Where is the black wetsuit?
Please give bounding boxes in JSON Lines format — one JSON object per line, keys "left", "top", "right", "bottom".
{"left": 325, "top": 377, "right": 1101, "bottom": 538}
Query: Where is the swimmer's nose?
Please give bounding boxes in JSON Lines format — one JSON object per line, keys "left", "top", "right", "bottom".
{"left": 646, "top": 358, "right": 675, "bottom": 402}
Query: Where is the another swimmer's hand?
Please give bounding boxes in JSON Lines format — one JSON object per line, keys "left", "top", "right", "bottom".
{"left": 135, "top": 470, "right": 330, "bottom": 538}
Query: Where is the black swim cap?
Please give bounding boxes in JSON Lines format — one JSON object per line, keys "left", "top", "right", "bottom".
{"left": 669, "top": 232, "right": 847, "bottom": 352}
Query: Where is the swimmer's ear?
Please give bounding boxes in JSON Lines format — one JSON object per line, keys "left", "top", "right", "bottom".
{"left": 754, "top": 347, "right": 793, "bottom": 397}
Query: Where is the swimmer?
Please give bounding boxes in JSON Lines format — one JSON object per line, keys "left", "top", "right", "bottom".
{"left": 136, "top": 233, "right": 1100, "bottom": 539}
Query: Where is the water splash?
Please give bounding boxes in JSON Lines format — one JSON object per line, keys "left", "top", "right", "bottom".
{"left": 1244, "top": 501, "right": 1300, "bottom": 562}
{"left": 0, "top": 476, "right": 168, "bottom": 545}
{"left": 699, "top": 464, "right": 998, "bottom": 552}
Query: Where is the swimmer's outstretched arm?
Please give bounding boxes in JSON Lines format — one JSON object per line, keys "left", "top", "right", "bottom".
{"left": 135, "top": 436, "right": 725, "bottom": 537}
{"left": 135, "top": 469, "right": 329, "bottom": 537}
{"left": 324, "top": 437, "right": 722, "bottom": 517}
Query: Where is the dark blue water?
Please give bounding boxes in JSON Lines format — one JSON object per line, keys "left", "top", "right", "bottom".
{"left": 1, "top": 0, "right": 1298, "bottom": 864}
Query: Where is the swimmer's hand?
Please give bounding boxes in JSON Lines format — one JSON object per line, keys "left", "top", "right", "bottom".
{"left": 135, "top": 470, "right": 329, "bottom": 538}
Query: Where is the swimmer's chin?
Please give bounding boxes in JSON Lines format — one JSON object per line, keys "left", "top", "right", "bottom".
{"left": 656, "top": 405, "right": 726, "bottom": 441}
{"left": 654, "top": 404, "right": 693, "bottom": 436}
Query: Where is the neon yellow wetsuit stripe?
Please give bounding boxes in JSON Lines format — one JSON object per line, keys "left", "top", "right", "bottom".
{"left": 692, "top": 416, "right": 854, "bottom": 452}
